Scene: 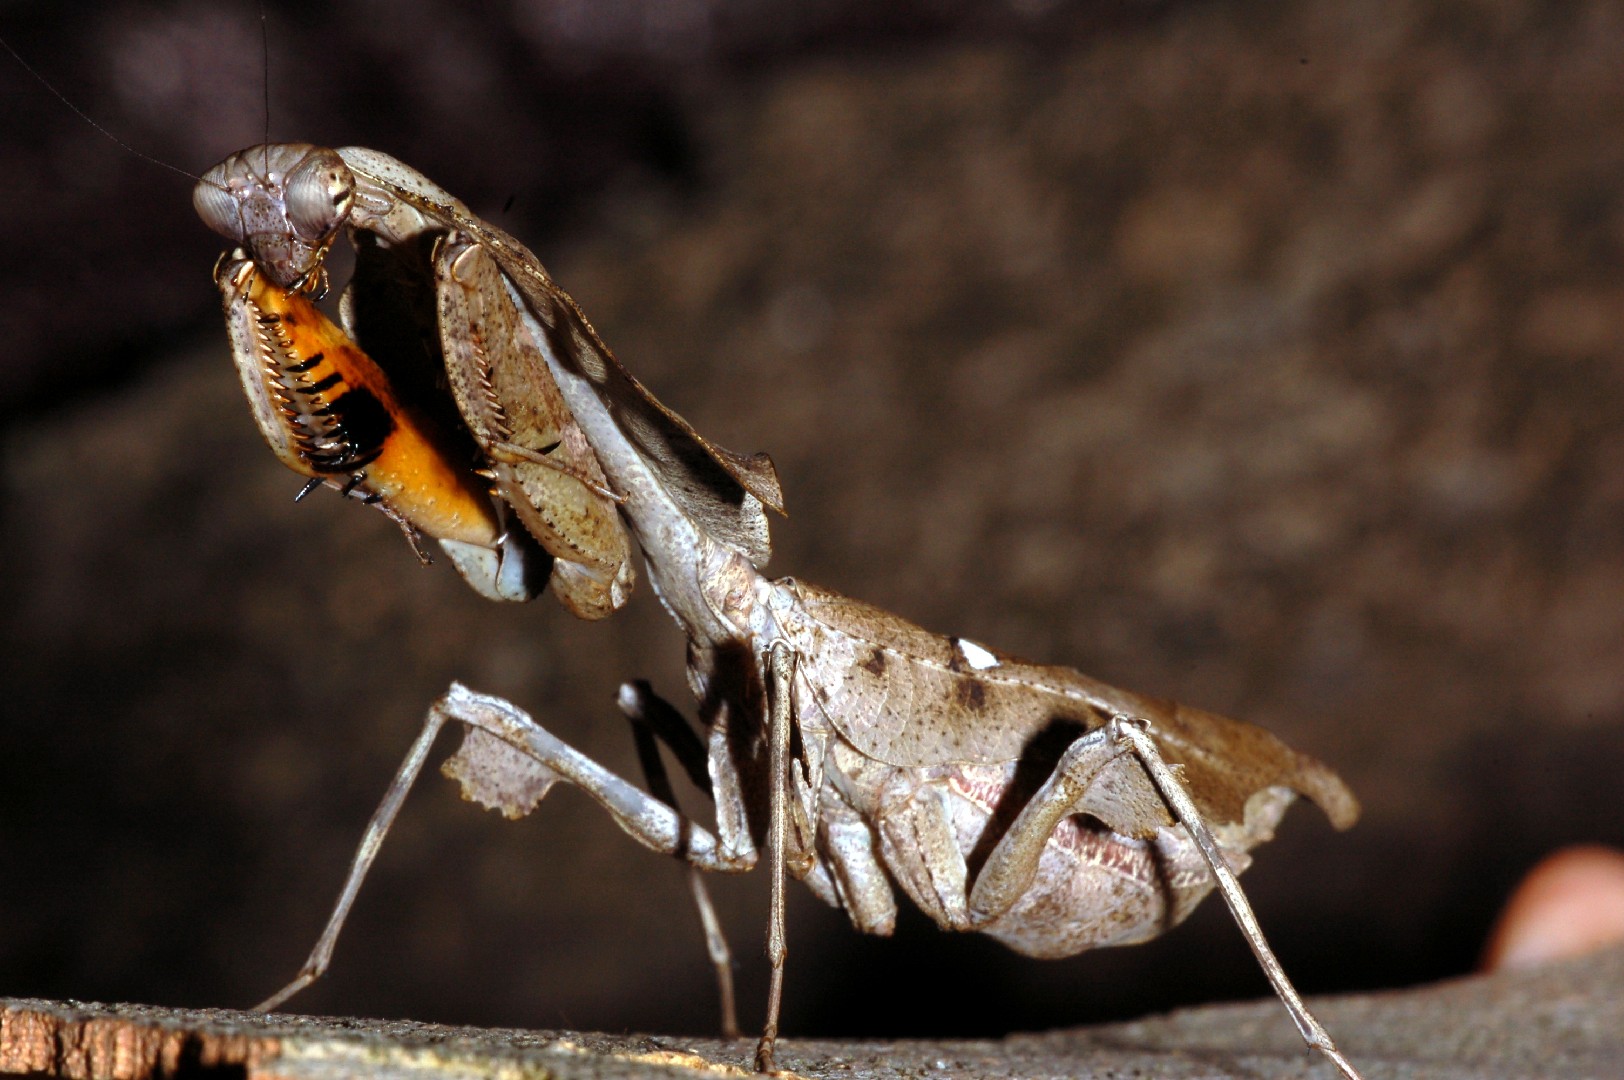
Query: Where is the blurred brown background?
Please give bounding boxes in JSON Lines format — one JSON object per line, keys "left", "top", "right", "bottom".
{"left": 3, "top": 0, "right": 1622, "bottom": 1042}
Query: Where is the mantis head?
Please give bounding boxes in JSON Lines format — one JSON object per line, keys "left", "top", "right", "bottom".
{"left": 194, "top": 143, "right": 355, "bottom": 294}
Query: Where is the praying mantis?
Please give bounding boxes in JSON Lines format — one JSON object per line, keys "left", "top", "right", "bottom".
{"left": 196, "top": 142, "right": 1367, "bottom": 1078}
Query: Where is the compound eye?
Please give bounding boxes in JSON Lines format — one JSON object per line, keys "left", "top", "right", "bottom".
{"left": 282, "top": 151, "right": 355, "bottom": 244}
{"left": 193, "top": 177, "right": 244, "bottom": 243}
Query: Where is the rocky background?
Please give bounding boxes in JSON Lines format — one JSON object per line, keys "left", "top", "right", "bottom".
{"left": 3, "top": 0, "right": 1622, "bottom": 1041}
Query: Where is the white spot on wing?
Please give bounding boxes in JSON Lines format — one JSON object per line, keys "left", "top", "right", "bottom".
{"left": 956, "top": 637, "right": 999, "bottom": 670}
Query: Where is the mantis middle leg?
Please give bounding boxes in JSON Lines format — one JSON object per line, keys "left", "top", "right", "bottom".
{"left": 618, "top": 679, "right": 740, "bottom": 1039}
{"left": 253, "top": 682, "right": 757, "bottom": 1014}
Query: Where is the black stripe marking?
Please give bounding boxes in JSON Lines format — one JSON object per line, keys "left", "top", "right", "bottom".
{"left": 302, "top": 372, "right": 344, "bottom": 396}
{"left": 304, "top": 387, "right": 395, "bottom": 474}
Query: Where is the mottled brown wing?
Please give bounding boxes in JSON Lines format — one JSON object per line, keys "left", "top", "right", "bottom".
{"left": 784, "top": 579, "right": 1358, "bottom": 837}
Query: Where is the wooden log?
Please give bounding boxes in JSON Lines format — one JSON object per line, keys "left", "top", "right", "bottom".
{"left": 4, "top": 944, "right": 1621, "bottom": 1079}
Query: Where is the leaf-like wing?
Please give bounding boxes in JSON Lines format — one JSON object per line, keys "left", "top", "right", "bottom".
{"left": 785, "top": 579, "right": 1358, "bottom": 836}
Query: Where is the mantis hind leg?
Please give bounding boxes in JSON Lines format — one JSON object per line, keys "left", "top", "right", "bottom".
{"left": 960, "top": 714, "right": 1364, "bottom": 1080}
{"left": 1112, "top": 717, "right": 1364, "bottom": 1080}
{"left": 966, "top": 722, "right": 1133, "bottom": 924}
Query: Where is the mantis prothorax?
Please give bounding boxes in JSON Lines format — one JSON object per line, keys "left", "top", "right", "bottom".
{"left": 197, "top": 142, "right": 1366, "bottom": 1079}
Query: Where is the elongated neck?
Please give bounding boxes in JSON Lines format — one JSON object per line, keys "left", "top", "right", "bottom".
{"left": 530, "top": 335, "right": 753, "bottom": 646}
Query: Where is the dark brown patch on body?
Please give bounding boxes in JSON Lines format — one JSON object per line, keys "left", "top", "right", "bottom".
{"left": 954, "top": 676, "right": 987, "bottom": 711}
{"left": 860, "top": 647, "right": 887, "bottom": 675}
